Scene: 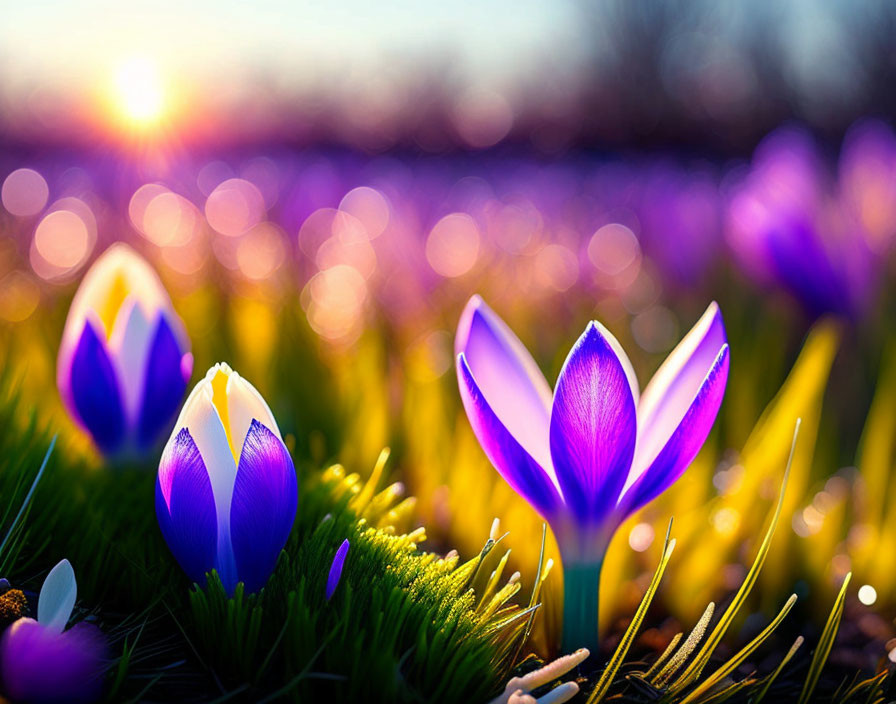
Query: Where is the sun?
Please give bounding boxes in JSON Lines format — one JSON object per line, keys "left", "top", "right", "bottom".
{"left": 113, "top": 56, "right": 166, "bottom": 125}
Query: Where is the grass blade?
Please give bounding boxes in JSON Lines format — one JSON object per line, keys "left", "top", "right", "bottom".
{"left": 668, "top": 418, "right": 800, "bottom": 694}
{"left": 643, "top": 632, "right": 682, "bottom": 681}
{"left": 586, "top": 523, "right": 676, "bottom": 704}
{"left": 0, "top": 434, "right": 56, "bottom": 560}
{"left": 679, "top": 594, "right": 797, "bottom": 704}
{"left": 652, "top": 602, "right": 715, "bottom": 687}
{"left": 798, "top": 572, "right": 852, "bottom": 704}
{"left": 753, "top": 636, "right": 804, "bottom": 703}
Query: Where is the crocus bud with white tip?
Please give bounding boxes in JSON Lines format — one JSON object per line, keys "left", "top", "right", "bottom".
{"left": 57, "top": 244, "right": 192, "bottom": 456}
{"left": 155, "top": 363, "right": 297, "bottom": 595}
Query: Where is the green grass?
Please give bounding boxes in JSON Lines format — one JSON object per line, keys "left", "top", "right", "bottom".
{"left": 0, "top": 367, "right": 893, "bottom": 704}
{"left": 0, "top": 370, "right": 531, "bottom": 703}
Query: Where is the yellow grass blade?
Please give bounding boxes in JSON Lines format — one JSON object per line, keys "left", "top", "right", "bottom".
{"left": 667, "top": 418, "right": 800, "bottom": 694}
{"left": 651, "top": 602, "right": 715, "bottom": 687}
{"left": 642, "top": 632, "right": 682, "bottom": 681}
{"left": 586, "top": 526, "right": 676, "bottom": 704}
{"left": 798, "top": 572, "right": 851, "bottom": 704}
{"left": 753, "top": 636, "right": 804, "bottom": 703}
{"left": 679, "top": 594, "right": 797, "bottom": 704}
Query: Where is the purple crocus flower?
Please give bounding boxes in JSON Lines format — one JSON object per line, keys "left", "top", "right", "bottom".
{"left": 155, "top": 363, "right": 297, "bottom": 595}
{"left": 726, "top": 126, "right": 875, "bottom": 319}
{"left": 455, "top": 296, "right": 729, "bottom": 652}
{"left": 0, "top": 559, "right": 107, "bottom": 704}
{"left": 57, "top": 243, "right": 193, "bottom": 457}
{"left": 326, "top": 539, "right": 350, "bottom": 601}
{"left": 839, "top": 119, "right": 896, "bottom": 254}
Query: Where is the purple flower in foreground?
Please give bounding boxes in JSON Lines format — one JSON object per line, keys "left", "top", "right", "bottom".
{"left": 455, "top": 296, "right": 728, "bottom": 651}
{"left": 57, "top": 244, "right": 192, "bottom": 457}
{"left": 326, "top": 539, "right": 350, "bottom": 601}
{"left": 1, "top": 560, "right": 107, "bottom": 704}
{"left": 155, "top": 363, "right": 297, "bottom": 596}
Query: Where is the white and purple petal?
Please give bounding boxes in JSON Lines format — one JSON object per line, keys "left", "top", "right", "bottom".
{"left": 136, "top": 313, "right": 191, "bottom": 449}
{"left": 0, "top": 619, "right": 107, "bottom": 704}
{"left": 155, "top": 428, "right": 218, "bottom": 586}
{"left": 68, "top": 319, "right": 126, "bottom": 455}
{"left": 106, "top": 297, "right": 153, "bottom": 425}
{"left": 229, "top": 420, "right": 297, "bottom": 594}
{"left": 455, "top": 296, "right": 555, "bottom": 478}
{"left": 174, "top": 371, "right": 239, "bottom": 589}
{"left": 457, "top": 353, "right": 563, "bottom": 521}
{"left": 620, "top": 345, "right": 729, "bottom": 516}
{"left": 632, "top": 302, "right": 726, "bottom": 482}
{"left": 549, "top": 322, "right": 637, "bottom": 526}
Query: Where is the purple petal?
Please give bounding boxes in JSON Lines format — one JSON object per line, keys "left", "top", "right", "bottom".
{"left": 230, "top": 420, "right": 297, "bottom": 594}
{"left": 549, "top": 322, "right": 637, "bottom": 526}
{"left": 155, "top": 428, "right": 218, "bottom": 586}
{"left": 68, "top": 320, "right": 126, "bottom": 455}
{"left": 457, "top": 353, "right": 562, "bottom": 520}
{"left": 137, "top": 314, "right": 190, "bottom": 449}
{"left": 455, "top": 296, "right": 554, "bottom": 475}
{"left": 634, "top": 302, "right": 726, "bottom": 474}
{"left": 764, "top": 215, "right": 858, "bottom": 317}
{"left": 326, "top": 539, "right": 350, "bottom": 601}
{"left": 621, "top": 345, "right": 729, "bottom": 516}
{"left": 1, "top": 619, "right": 107, "bottom": 704}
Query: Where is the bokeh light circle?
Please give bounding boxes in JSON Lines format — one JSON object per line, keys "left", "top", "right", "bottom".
{"left": 534, "top": 244, "right": 578, "bottom": 292}
{"left": 30, "top": 198, "right": 96, "bottom": 280}
{"left": 236, "top": 223, "right": 286, "bottom": 281}
{"left": 2, "top": 168, "right": 49, "bottom": 216}
{"left": 34, "top": 211, "right": 89, "bottom": 268}
{"left": 339, "top": 187, "right": 391, "bottom": 239}
{"left": 425, "top": 213, "right": 481, "bottom": 277}
{"left": 302, "top": 264, "right": 368, "bottom": 343}
{"left": 588, "top": 223, "right": 641, "bottom": 275}
{"left": 857, "top": 584, "right": 877, "bottom": 606}
{"left": 453, "top": 89, "right": 514, "bottom": 149}
{"left": 143, "top": 192, "right": 200, "bottom": 247}
{"left": 129, "top": 183, "right": 168, "bottom": 232}
{"left": 205, "top": 178, "right": 266, "bottom": 237}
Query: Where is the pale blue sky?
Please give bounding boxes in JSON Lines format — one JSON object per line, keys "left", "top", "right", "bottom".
{"left": 1, "top": 0, "right": 587, "bottom": 92}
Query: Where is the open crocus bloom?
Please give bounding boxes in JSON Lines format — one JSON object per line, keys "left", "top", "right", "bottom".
{"left": 455, "top": 296, "right": 729, "bottom": 651}
{"left": 156, "top": 363, "right": 297, "bottom": 595}
{"left": 0, "top": 559, "right": 107, "bottom": 704}
{"left": 57, "top": 243, "right": 192, "bottom": 456}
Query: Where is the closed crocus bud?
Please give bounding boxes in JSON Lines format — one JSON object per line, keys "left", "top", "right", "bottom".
{"left": 155, "top": 363, "right": 297, "bottom": 595}
{"left": 57, "top": 244, "right": 192, "bottom": 457}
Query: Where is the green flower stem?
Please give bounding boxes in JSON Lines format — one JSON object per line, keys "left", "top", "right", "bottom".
{"left": 561, "top": 560, "right": 603, "bottom": 655}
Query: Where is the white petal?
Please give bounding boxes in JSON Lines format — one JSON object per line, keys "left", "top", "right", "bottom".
{"left": 626, "top": 302, "right": 725, "bottom": 491}
{"left": 456, "top": 296, "right": 554, "bottom": 479}
{"left": 58, "top": 244, "right": 179, "bottom": 393}
{"left": 166, "top": 364, "right": 239, "bottom": 585}
{"left": 173, "top": 364, "right": 221, "bottom": 434}
{"left": 226, "top": 371, "right": 281, "bottom": 456}
{"left": 180, "top": 375, "right": 238, "bottom": 514}
{"left": 38, "top": 559, "right": 76, "bottom": 634}
{"left": 106, "top": 297, "right": 154, "bottom": 424}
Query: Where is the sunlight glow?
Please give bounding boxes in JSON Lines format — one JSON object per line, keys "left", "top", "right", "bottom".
{"left": 114, "top": 56, "right": 165, "bottom": 124}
